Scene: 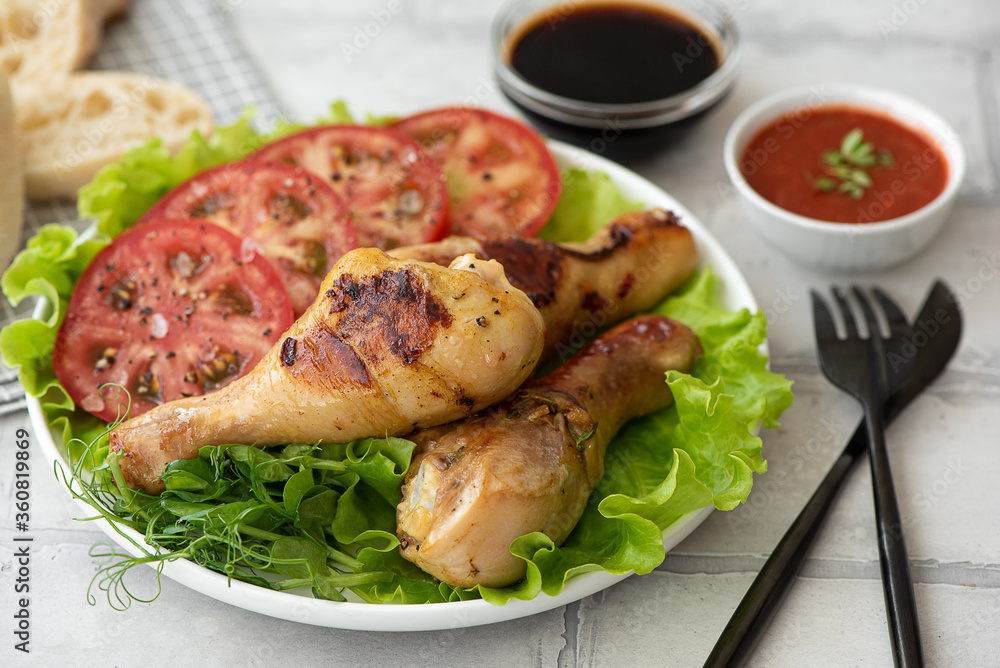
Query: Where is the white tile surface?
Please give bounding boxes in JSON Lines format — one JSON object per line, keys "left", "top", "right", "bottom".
{"left": 1, "top": 0, "right": 997, "bottom": 666}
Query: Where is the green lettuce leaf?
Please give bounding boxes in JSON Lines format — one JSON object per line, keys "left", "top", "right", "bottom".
{"left": 539, "top": 167, "right": 643, "bottom": 242}
{"left": 657, "top": 270, "right": 794, "bottom": 429}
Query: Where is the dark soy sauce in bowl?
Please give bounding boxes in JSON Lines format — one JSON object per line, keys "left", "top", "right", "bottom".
{"left": 508, "top": 2, "right": 721, "bottom": 105}
{"left": 492, "top": 0, "right": 740, "bottom": 159}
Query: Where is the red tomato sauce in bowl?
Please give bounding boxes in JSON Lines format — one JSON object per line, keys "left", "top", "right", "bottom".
{"left": 739, "top": 105, "right": 948, "bottom": 223}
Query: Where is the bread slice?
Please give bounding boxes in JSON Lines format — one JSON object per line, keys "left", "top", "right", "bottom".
{"left": 0, "top": 0, "right": 130, "bottom": 87}
{"left": 15, "top": 70, "right": 215, "bottom": 200}
{"left": 0, "top": 71, "right": 24, "bottom": 270}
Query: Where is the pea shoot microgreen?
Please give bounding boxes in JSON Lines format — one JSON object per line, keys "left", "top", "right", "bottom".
{"left": 53, "top": 385, "right": 464, "bottom": 610}
{"left": 814, "top": 128, "right": 894, "bottom": 199}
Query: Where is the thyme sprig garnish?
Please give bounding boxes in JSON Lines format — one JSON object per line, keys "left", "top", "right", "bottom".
{"left": 814, "top": 128, "right": 894, "bottom": 199}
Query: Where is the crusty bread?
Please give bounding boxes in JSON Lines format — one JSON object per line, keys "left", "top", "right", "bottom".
{"left": 15, "top": 70, "right": 214, "bottom": 200}
{"left": 0, "top": 70, "right": 24, "bottom": 270}
{"left": 0, "top": 0, "right": 130, "bottom": 87}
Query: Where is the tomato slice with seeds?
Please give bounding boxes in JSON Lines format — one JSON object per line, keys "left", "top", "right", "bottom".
{"left": 251, "top": 125, "right": 449, "bottom": 251}
{"left": 53, "top": 219, "right": 294, "bottom": 423}
{"left": 392, "top": 107, "right": 562, "bottom": 239}
{"left": 139, "top": 161, "right": 356, "bottom": 316}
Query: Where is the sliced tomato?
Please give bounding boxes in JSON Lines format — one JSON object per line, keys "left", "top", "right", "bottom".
{"left": 392, "top": 107, "right": 563, "bottom": 239}
{"left": 138, "top": 161, "right": 356, "bottom": 316}
{"left": 53, "top": 219, "right": 294, "bottom": 423}
{"left": 251, "top": 125, "right": 449, "bottom": 251}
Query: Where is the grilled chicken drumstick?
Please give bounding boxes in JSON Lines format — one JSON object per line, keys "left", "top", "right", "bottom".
{"left": 110, "top": 248, "right": 545, "bottom": 493}
{"left": 396, "top": 314, "right": 702, "bottom": 588}
{"left": 391, "top": 209, "right": 698, "bottom": 361}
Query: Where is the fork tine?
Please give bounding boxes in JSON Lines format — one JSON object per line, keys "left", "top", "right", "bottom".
{"left": 872, "top": 287, "right": 916, "bottom": 380}
{"left": 810, "top": 290, "right": 839, "bottom": 346}
{"left": 832, "top": 286, "right": 858, "bottom": 339}
{"left": 850, "top": 286, "right": 881, "bottom": 339}
{"left": 871, "top": 287, "right": 909, "bottom": 337}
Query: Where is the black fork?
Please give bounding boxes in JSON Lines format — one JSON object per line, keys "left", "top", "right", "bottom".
{"left": 812, "top": 286, "right": 924, "bottom": 668}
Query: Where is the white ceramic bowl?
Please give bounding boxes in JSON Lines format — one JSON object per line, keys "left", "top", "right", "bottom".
{"left": 723, "top": 84, "right": 965, "bottom": 273}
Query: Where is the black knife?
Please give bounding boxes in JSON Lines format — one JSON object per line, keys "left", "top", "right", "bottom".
{"left": 703, "top": 280, "right": 962, "bottom": 668}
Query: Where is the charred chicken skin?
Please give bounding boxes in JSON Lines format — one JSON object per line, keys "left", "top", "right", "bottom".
{"left": 390, "top": 208, "right": 698, "bottom": 362}
{"left": 396, "top": 315, "right": 702, "bottom": 588}
{"left": 110, "top": 248, "right": 545, "bottom": 493}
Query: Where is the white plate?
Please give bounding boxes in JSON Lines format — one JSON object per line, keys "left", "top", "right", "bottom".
{"left": 30, "top": 141, "right": 759, "bottom": 631}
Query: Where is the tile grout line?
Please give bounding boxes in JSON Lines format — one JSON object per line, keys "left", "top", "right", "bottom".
{"left": 558, "top": 600, "right": 581, "bottom": 668}
{"left": 735, "top": 26, "right": 991, "bottom": 55}
{"left": 655, "top": 554, "right": 1000, "bottom": 588}
{"left": 974, "top": 48, "right": 1000, "bottom": 200}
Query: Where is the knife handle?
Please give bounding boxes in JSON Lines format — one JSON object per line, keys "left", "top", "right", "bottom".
{"left": 701, "top": 425, "right": 867, "bottom": 668}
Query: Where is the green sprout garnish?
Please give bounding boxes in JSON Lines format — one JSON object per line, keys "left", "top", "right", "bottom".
{"left": 814, "top": 128, "right": 894, "bottom": 199}
{"left": 53, "top": 386, "right": 419, "bottom": 610}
